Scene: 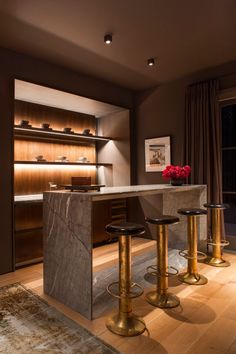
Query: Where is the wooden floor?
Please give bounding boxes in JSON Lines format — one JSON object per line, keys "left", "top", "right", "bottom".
{"left": 1, "top": 240, "right": 236, "bottom": 354}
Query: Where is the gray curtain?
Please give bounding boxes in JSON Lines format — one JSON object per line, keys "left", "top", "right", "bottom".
{"left": 185, "top": 79, "right": 222, "bottom": 203}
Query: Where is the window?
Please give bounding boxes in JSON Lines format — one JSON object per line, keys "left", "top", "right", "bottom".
{"left": 221, "top": 103, "right": 236, "bottom": 240}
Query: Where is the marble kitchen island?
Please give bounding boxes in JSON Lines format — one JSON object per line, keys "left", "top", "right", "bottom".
{"left": 43, "top": 184, "right": 206, "bottom": 319}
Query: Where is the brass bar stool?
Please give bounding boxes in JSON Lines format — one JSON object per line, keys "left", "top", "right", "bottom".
{"left": 178, "top": 208, "right": 208, "bottom": 285}
{"left": 145, "top": 215, "right": 180, "bottom": 308}
{"left": 105, "top": 221, "right": 146, "bottom": 337}
{"left": 204, "top": 203, "right": 230, "bottom": 267}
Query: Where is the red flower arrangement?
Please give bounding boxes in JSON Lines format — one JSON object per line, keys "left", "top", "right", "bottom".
{"left": 162, "top": 165, "right": 191, "bottom": 181}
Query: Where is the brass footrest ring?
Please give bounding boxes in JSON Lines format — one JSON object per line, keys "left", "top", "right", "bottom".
{"left": 207, "top": 239, "right": 230, "bottom": 247}
{"left": 106, "top": 281, "right": 144, "bottom": 299}
{"left": 179, "top": 249, "right": 207, "bottom": 261}
{"left": 146, "top": 265, "right": 179, "bottom": 277}
{"left": 130, "top": 282, "right": 144, "bottom": 297}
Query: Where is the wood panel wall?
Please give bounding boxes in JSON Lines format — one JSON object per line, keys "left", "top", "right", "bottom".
{"left": 14, "top": 100, "right": 97, "bottom": 195}
{"left": 14, "top": 140, "right": 96, "bottom": 163}
{"left": 15, "top": 100, "right": 96, "bottom": 133}
{"left": 14, "top": 165, "right": 96, "bottom": 195}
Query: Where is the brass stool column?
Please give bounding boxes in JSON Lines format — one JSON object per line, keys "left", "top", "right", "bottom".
{"left": 204, "top": 203, "right": 230, "bottom": 267}
{"left": 178, "top": 208, "right": 208, "bottom": 285}
{"left": 105, "top": 221, "right": 146, "bottom": 337}
{"left": 145, "top": 215, "right": 180, "bottom": 308}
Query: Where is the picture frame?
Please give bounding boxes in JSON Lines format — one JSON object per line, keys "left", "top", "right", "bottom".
{"left": 145, "top": 136, "right": 171, "bottom": 172}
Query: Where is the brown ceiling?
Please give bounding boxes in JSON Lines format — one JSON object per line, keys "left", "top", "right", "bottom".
{"left": 0, "top": 0, "right": 236, "bottom": 90}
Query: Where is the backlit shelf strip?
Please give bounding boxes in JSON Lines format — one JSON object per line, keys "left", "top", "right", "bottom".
{"left": 14, "top": 161, "right": 112, "bottom": 166}
{"left": 14, "top": 126, "right": 111, "bottom": 142}
{"left": 14, "top": 194, "right": 43, "bottom": 202}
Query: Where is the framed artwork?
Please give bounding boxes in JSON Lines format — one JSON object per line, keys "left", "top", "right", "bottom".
{"left": 145, "top": 136, "right": 171, "bottom": 172}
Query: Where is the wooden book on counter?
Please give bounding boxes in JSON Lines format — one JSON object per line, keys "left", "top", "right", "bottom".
{"left": 71, "top": 176, "right": 91, "bottom": 185}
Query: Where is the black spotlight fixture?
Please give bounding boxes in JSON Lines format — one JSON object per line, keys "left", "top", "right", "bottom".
{"left": 147, "top": 58, "right": 155, "bottom": 66}
{"left": 104, "top": 34, "right": 112, "bottom": 44}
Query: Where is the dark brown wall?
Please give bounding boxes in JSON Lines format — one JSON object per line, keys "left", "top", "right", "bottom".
{"left": 135, "top": 60, "right": 236, "bottom": 185}
{"left": 0, "top": 74, "right": 14, "bottom": 274}
{"left": 0, "top": 47, "right": 134, "bottom": 275}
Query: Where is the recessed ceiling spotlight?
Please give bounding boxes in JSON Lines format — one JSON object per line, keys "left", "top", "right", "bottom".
{"left": 104, "top": 34, "right": 112, "bottom": 44}
{"left": 147, "top": 58, "right": 155, "bottom": 66}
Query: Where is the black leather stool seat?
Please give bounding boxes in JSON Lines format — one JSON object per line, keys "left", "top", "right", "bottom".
{"left": 145, "top": 215, "right": 179, "bottom": 225}
{"left": 178, "top": 208, "right": 207, "bottom": 216}
{"left": 204, "top": 203, "right": 229, "bottom": 209}
{"left": 105, "top": 221, "right": 145, "bottom": 236}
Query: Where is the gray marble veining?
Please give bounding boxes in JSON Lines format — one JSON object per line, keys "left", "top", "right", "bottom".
{"left": 43, "top": 192, "right": 93, "bottom": 319}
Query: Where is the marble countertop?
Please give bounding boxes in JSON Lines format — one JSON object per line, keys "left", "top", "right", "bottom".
{"left": 44, "top": 184, "right": 206, "bottom": 201}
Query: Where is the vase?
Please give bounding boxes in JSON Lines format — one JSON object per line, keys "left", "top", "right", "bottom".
{"left": 170, "top": 178, "right": 184, "bottom": 186}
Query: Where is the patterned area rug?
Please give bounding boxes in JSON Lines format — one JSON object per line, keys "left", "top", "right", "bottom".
{"left": 0, "top": 283, "right": 119, "bottom": 354}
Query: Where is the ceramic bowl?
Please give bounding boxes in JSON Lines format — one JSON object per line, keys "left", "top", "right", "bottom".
{"left": 63, "top": 127, "right": 72, "bottom": 133}
{"left": 35, "top": 155, "right": 44, "bottom": 161}
{"left": 41, "top": 123, "right": 50, "bottom": 129}
{"left": 82, "top": 128, "right": 90, "bottom": 135}
{"left": 57, "top": 156, "right": 67, "bottom": 160}
{"left": 20, "top": 119, "right": 30, "bottom": 126}
{"left": 77, "top": 157, "right": 87, "bottom": 162}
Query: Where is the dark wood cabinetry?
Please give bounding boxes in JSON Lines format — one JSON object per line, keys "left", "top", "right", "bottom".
{"left": 92, "top": 198, "right": 127, "bottom": 245}
{"left": 15, "top": 201, "right": 43, "bottom": 267}
{"left": 93, "top": 200, "right": 112, "bottom": 245}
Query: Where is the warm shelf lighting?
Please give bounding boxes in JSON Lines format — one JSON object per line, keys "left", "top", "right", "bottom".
{"left": 147, "top": 58, "right": 155, "bottom": 66}
{"left": 14, "top": 126, "right": 110, "bottom": 142}
{"left": 14, "top": 164, "right": 96, "bottom": 171}
{"left": 14, "top": 194, "right": 43, "bottom": 202}
{"left": 104, "top": 34, "right": 112, "bottom": 44}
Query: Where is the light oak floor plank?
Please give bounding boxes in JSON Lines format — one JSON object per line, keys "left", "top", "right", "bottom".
{"left": 0, "top": 240, "right": 235, "bottom": 354}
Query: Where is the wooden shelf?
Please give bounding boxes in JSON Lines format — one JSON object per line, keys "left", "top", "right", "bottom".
{"left": 14, "top": 125, "right": 112, "bottom": 144}
{"left": 14, "top": 161, "right": 112, "bottom": 167}
{"left": 111, "top": 205, "right": 127, "bottom": 210}
{"left": 14, "top": 199, "right": 43, "bottom": 204}
{"left": 15, "top": 257, "right": 43, "bottom": 268}
{"left": 223, "top": 191, "right": 236, "bottom": 194}
{"left": 112, "top": 214, "right": 127, "bottom": 220}
{"left": 15, "top": 226, "right": 43, "bottom": 233}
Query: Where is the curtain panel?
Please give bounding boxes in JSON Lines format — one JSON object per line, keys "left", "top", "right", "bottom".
{"left": 184, "top": 79, "right": 222, "bottom": 203}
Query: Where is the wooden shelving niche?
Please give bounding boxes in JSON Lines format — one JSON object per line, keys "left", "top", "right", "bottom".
{"left": 14, "top": 99, "right": 112, "bottom": 267}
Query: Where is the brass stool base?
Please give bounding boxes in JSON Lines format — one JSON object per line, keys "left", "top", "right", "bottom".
{"left": 145, "top": 290, "right": 180, "bottom": 308}
{"left": 178, "top": 272, "right": 208, "bottom": 285}
{"left": 106, "top": 313, "right": 146, "bottom": 337}
{"left": 205, "top": 257, "right": 230, "bottom": 267}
